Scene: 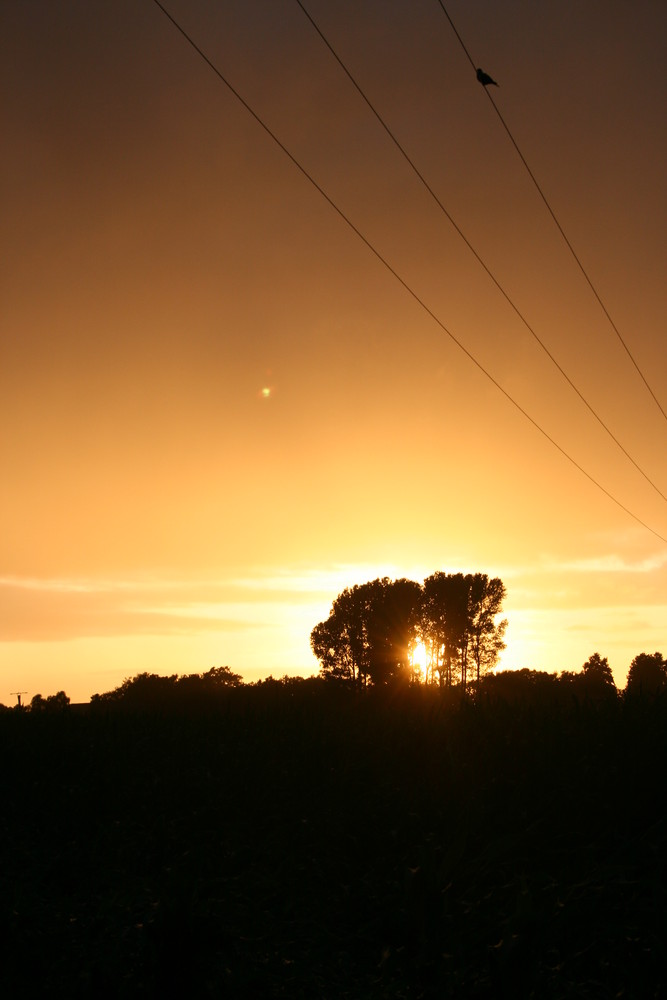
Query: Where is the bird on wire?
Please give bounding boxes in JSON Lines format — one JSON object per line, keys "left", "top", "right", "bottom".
{"left": 476, "top": 67, "right": 499, "bottom": 87}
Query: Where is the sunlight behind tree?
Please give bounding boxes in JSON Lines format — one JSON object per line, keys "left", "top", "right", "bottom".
{"left": 411, "top": 641, "right": 428, "bottom": 680}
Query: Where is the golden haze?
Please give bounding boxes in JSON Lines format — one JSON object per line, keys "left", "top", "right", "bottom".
{"left": 2, "top": 1, "right": 666, "bottom": 702}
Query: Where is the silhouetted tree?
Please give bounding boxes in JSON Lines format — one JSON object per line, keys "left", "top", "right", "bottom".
{"left": 312, "top": 572, "right": 506, "bottom": 692}
{"left": 626, "top": 651, "right": 666, "bottom": 696}
{"left": 419, "top": 572, "right": 507, "bottom": 691}
{"left": 47, "top": 691, "right": 70, "bottom": 710}
{"left": 578, "top": 652, "right": 617, "bottom": 700}
{"left": 92, "top": 668, "right": 244, "bottom": 707}
{"left": 311, "top": 585, "right": 369, "bottom": 688}
{"left": 311, "top": 577, "right": 421, "bottom": 688}
{"left": 420, "top": 573, "right": 469, "bottom": 687}
{"left": 93, "top": 672, "right": 180, "bottom": 707}
{"left": 30, "top": 691, "right": 70, "bottom": 711}
{"left": 177, "top": 665, "right": 243, "bottom": 697}
{"left": 481, "top": 668, "right": 563, "bottom": 705}
{"left": 201, "top": 665, "right": 242, "bottom": 688}
{"left": 468, "top": 575, "right": 508, "bottom": 687}
{"left": 365, "top": 577, "right": 422, "bottom": 686}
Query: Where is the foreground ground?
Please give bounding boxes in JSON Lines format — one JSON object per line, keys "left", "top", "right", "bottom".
{"left": 1, "top": 685, "right": 665, "bottom": 997}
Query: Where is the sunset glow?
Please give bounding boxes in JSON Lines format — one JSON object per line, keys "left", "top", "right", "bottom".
{"left": 411, "top": 642, "right": 429, "bottom": 679}
{"left": 2, "top": 1, "right": 665, "bottom": 704}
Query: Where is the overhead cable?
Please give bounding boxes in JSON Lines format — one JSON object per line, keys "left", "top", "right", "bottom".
{"left": 436, "top": 0, "right": 667, "bottom": 425}
{"left": 295, "top": 0, "right": 666, "bottom": 504}
{"left": 149, "top": 0, "right": 667, "bottom": 546}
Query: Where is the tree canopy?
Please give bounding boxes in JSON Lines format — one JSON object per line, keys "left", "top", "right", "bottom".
{"left": 626, "top": 652, "right": 667, "bottom": 696}
{"left": 90, "top": 666, "right": 243, "bottom": 707}
{"left": 29, "top": 691, "right": 70, "bottom": 712}
{"left": 580, "top": 652, "right": 617, "bottom": 698}
{"left": 310, "top": 577, "right": 422, "bottom": 689}
{"left": 311, "top": 572, "right": 507, "bottom": 691}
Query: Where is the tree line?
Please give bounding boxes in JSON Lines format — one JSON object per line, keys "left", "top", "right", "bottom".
{"left": 310, "top": 572, "right": 508, "bottom": 691}
{"left": 5, "top": 630, "right": 666, "bottom": 710}
{"left": 89, "top": 665, "right": 244, "bottom": 708}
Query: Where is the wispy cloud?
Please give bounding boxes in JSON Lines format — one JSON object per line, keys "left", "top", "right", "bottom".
{"left": 549, "top": 552, "right": 667, "bottom": 575}
{"left": 0, "top": 577, "right": 264, "bottom": 642}
{"left": 0, "top": 562, "right": 469, "bottom": 643}
{"left": 0, "top": 564, "right": 379, "bottom": 643}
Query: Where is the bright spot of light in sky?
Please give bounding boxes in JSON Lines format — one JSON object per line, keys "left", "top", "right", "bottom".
{"left": 412, "top": 641, "right": 428, "bottom": 676}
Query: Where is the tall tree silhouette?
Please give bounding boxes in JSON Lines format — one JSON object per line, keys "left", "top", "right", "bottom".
{"left": 419, "top": 572, "right": 507, "bottom": 690}
{"left": 365, "top": 577, "right": 422, "bottom": 685}
{"left": 420, "top": 573, "right": 469, "bottom": 687}
{"left": 30, "top": 691, "right": 70, "bottom": 712}
{"left": 468, "top": 574, "right": 508, "bottom": 687}
{"left": 579, "top": 652, "right": 617, "bottom": 699}
{"left": 311, "top": 584, "right": 370, "bottom": 688}
{"left": 626, "top": 651, "right": 666, "bottom": 696}
{"left": 312, "top": 572, "right": 506, "bottom": 690}
{"left": 311, "top": 578, "right": 421, "bottom": 687}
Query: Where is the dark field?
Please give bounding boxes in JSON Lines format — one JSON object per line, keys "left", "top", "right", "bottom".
{"left": 1, "top": 685, "right": 665, "bottom": 998}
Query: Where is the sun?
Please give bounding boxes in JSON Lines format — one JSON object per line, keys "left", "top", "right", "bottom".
{"left": 411, "top": 641, "right": 428, "bottom": 678}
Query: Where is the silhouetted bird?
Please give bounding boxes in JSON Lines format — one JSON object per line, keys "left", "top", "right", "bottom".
{"left": 477, "top": 67, "right": 499, "bottom": 87}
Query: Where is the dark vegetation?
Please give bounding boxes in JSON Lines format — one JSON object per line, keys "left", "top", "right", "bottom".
{"left": 2, "top": 657, "right": 666, "bottom": 998}
{"left": 311, "top": 572, "right": 508, "bottom": 691}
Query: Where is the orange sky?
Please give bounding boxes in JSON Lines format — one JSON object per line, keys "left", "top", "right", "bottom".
{"left": 2, "top": 0, "right": 666, "bottom": 703}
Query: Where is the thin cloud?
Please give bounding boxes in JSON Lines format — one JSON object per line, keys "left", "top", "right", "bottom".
{"left": 550, "top": 553, "right": 667, "bottom": 575}
{"left": 0, "top": 579, "right": 261, "bottom": 643}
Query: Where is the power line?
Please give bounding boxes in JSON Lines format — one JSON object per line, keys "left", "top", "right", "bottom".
{"left": 149, "top": 0, "right": 667, "bottom": 546}
{"left": 294, "top": 0, "right": 666, "bottom": 504}
{"left": 436, "top": 0, "right": 667, "bottom": 425}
